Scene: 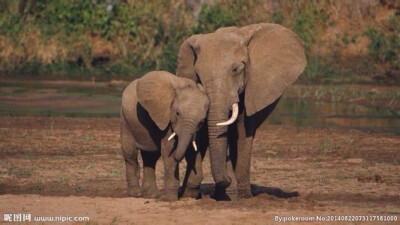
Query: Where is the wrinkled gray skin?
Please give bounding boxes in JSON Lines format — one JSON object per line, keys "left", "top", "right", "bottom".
{"left": 176, "top": 23, "right": 306, "bottom": 200}
{"left": 120, "top": 71, "right": 209, "bottom": 201}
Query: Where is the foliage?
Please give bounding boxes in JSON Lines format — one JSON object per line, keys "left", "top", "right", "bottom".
{"left": 194, "top": 4, "right": 237, "bottom": 34}
{"left": 283, "top": 1, "right": 331, "bottom": 82}
{"left": 0, "top": 0, "right": 399, "bottom": 83}
{"left": 193, "top": 0, "right": 261, "bottom": 34}
{"left": 290, "top": 1, "right": 329, "bottom": 50}
{"left": 365, "top": 16, "right": 400, "bottom": 72}
{"left": 0, "top": 0, "right": 192, "bottom": 78}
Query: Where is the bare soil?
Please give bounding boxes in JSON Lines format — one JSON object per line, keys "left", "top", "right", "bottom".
{"left": 1, "top": 117, "right": 399, "bottom": 224}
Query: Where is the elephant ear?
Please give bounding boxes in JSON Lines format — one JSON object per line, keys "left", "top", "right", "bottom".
{"left": 136, "top": 71, "right": 175, "bottom": 130}
{"left": 242, "top": 23, "right": 306, "bottom": 116}
{"left": 176, "top": 35, "right": 201, "bottom": 80}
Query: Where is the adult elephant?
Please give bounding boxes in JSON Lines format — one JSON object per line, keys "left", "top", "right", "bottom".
{"left": 176, "top": 23, "right": 306, "bottom": 199}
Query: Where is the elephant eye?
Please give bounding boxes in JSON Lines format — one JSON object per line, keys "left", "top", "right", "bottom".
{"left": 231, "top": 62, "right": 244, "bottom": 75}
{"left": 232, "top": 67, "right": 238, "bottom": 73}
{"left": 176, "top": 111, "right": 180, "bottom": 116}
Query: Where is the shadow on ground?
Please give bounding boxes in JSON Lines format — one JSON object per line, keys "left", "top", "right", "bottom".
{"left": 198, "top": 183, "right": 299, "bottom": 200}
{"left": 1, "top": 181, "right": 298, "bottom": 201}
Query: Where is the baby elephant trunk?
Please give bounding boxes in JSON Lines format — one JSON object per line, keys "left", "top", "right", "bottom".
{"left": 173, "top": 127, "right": 196, "bottom": 162}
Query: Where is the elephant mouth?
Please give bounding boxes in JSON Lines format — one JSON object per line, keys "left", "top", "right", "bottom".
{"left": 216, "top": 102, "right": 239, "bottom": 126}
{"left": 167, "top": 131, "right": 197, "bottom": 151}
{"left": 168, "top": 131, "right": 198, "bottom": 162}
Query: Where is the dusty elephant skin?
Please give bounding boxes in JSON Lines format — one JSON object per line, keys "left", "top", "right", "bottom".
{"left": 120, "top": 71, "right": 209, "bottom": 201}
{"left": 176, "top": 23, "right": 306, "bottom": 200}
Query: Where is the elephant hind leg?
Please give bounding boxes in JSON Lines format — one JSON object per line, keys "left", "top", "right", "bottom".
{"left": 124, "top": 158, "right": 141, "bottom": 197}
{"left": 121, "top": 118, "right": 141, "bottom": 197}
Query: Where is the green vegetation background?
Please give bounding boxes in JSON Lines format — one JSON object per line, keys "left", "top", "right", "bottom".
{"left": 0, "top": 0, "right": 399, "bottom": 83}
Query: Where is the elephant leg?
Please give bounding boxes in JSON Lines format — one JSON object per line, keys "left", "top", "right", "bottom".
{"left": 234, "top": 111, "right": 254, "bottom": 198}
{"left": 181, "top": 125, "right": 208, "bottom": 199}
{"left": 121, "top": 118, "right": 141, "bottom": 197}
{"left": 213, "top": 145, "right": 238, "bottom": 201}
{"left": 180, "top": 147, "right": 204, "bottom": 199}
{"left": 180, "top": 125, "right": 207, "bottom": 199}
{"left": 234, "top": 98, "right": 279, "bottom": 198}
{"left": 140, "top": 150, "right": 160, "bottom": 198}
{"left": 160, "top": 136, "right": 179, "bottom": 201}
{"left": 225, "top": 153, "right": 238, "bottom": 200}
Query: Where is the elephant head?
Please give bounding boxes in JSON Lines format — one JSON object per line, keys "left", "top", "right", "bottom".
{"left": 136, "top": 71, "right": 209, "bottom": 161}
{"left": 176, "top": 23, "right": 306, "bottom": 187}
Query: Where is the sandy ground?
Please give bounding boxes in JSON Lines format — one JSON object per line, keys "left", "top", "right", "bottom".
{"left": 0, "top": 117, "right": 399, "bottom": 224}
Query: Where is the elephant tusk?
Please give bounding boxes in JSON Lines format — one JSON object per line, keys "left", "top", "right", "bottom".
{"left": 216, "top": 103, "right": 239, "bottom": 126}
{"left": 192, "top": 140, "right": 198, "bottom": 151}
{"left": 167, "top": 132, "right": 176, "bottom": 141}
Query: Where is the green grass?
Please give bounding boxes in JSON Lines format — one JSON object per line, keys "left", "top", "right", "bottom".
{"left": 109, "top": 168, "right": 121, "bottom": 177}
{"left": 8, "top": 166, "right": 33, "bottom": 178}
{"left": 35, "top": 180, "right": 43, "bottom": 191}
{"left": 72, "top": 186, "right": 84, "bottom": 193}
{"left": 24, "top": 152, "right": 34, "bottom": 160}
{"left": 110, "top": 216, "right": 118, "bottom": 225}
{"left": 60, "top": 176, "right": 69, "bottom": 184}
{"left": 318, "top": 140, "right": 339, "bottom": 155}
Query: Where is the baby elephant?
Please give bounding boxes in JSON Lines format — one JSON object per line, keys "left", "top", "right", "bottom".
{"left": 120, "top": 71, "right": 209, "bottom": 201}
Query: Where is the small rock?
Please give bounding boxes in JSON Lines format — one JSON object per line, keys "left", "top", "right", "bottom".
{"left": 368, "top": 88, "right": 380, "bottom": 94}
{"left": 345, "top": 158, "right": 363, "bottom": 163}
{"left": 374, "top": 174, "right": 382, "bottom": 183}
{"left": 108, "top": 79, "right": 127, "bottom": 87}
{"left": 265, "top": 150, "right": 277, "bottom": 155}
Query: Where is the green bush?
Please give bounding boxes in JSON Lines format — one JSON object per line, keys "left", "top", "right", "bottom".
{"left": 0, "top": 0, "right": 194, "bottom": 78}
{"left": 193, "top": 4, "right": 238, "bottom": 34}
{"left": 365, "top": 24, "right": 400, "bottom": 71}
{"left": 291, "top": 1, "right": 329, "bottom": 50}
{"left": 0, "top": 0, "right": 398, "bottom": 83}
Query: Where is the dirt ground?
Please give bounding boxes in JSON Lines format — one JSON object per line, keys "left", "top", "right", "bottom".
{"left": 1, "top": 116, "right": 399, "bottom": 224}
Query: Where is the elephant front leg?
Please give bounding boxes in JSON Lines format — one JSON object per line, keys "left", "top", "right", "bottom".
{"left": 212, "top": 146, "right": 239, "bottom": 201}
{"left": 161, "top": 136, "right": 180, "bottom": 201}
{"left": 234, "top": 111, "right": 254, "bottom": 198}
{"left": 140, "top": 150, "right": 161, "bottom": 198}
{"left": 225, "top": 154, "right": 238, "bottom": 200}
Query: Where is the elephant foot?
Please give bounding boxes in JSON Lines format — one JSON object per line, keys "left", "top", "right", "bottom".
{"left": 179, "top": 186, "right": 202, "bottom": 199}
{"left": 223, "top": 173, "right": 237, "bottom": 200}
{"left": 127, "top": 187, "right": 142, "bottom": 197}
{"left": 213, "top": 185, "right": 233, "bottom": 201}
{"left": 161, "top": 189, "right": 178, "bottom": 202}
{"left": 141, "top": 186, "right": 160, "bottom": 199}
{"left": 238, "top": 188, "right": 252, "bottom": 199}
{"left": 225, "top": 188, "right": 238, "bottom": 201}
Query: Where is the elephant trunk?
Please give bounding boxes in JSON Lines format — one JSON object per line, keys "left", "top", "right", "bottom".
{"left": 173, "top": 121, "right": 197, "bottom": 162}
{"left": 207, "top": 91, "right": 232, "bottom": 188}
